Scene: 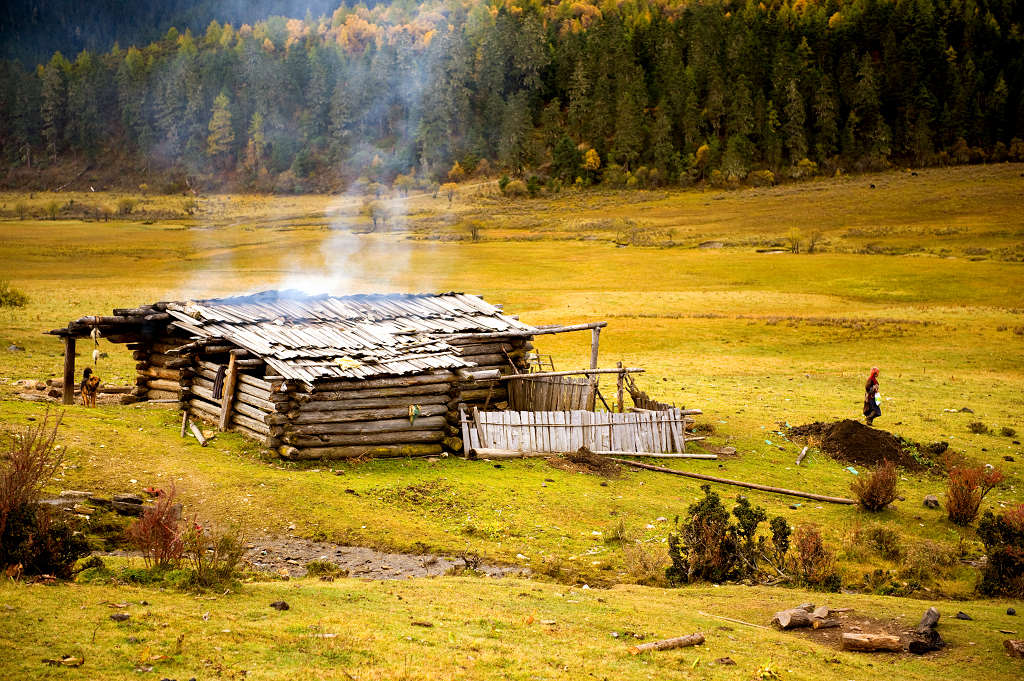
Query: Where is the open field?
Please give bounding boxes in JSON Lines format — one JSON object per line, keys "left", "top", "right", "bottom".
{"left": 1, "top": 164, "right": 1023, "bottom": 678}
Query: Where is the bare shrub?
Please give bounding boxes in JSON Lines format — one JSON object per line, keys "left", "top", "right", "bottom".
{"left": 967, "top": 421, "right": 990, "bottom": 434}
{"left": 0, "top": 410, "right": 63, "bottom": 538}
{"left": 1, "top": 409, "right": 89, "bottom": 578}
{"left": 899, "top": 539, "right": 957, "bottom": 584}
{"left": 946, "top": 465, "right": 1004, "bottom": 526}
{"left": 182, "top": 520, "right": 245, "bottom": 588}
{"left": 127, "top": 486, "right": 183, "bottom": 569}
{"left": 1000, "top": 426, "right": 1016, "bottom": 437}
{"left": 623, "top": 542, "right": 669, "bottom": 587}
{"left": 792, "top": 524, "right": 840, "bottom": 590}
{"left": 851, "top": 459, "right": 899, "bottom": 511}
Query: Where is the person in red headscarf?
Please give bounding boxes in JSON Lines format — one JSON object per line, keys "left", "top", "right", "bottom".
{"left": 863, "top": 367, "right": 881, "bottom": 426}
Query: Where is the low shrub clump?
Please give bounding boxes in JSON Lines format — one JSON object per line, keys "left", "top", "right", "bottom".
{"left": 977, "top": 504, "right": 1024, "bottom": 597}
{"left": 305, "top": 559, "right": 348, "bottom": 579}
{"left": 946, "top": 465, "right": 1004, "bottom": 526}
{"left": 665, "top": 485, "right": 797, "bottom": 586}
{"left": 851, "top": 459, "right": 899, "bottom": 511}
{"left": 125, "top": 485, "right": 244, "bottom": 590}
{"left": 967, "top": 421, "right": 990, "bottom": 434}
{"left": 0, "top": 410, "right": 90, "bottom": 579}
{"left": 792, "top": 524, "right": 841, "bottom": 591}
{"left": 0, "top": 280, "right": 29, "bottom": 308}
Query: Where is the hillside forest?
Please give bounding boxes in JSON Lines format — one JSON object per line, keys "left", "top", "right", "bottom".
{"left": 2, "top": 0, "right": 1023, "bottom": 193}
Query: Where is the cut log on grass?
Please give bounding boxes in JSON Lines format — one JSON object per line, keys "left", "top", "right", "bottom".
{"left": 813, "top": 619, "right": 842, "bottom": 629}
{"left": 609, "top": 458, "right": 857, "bottom": 505}
{"left": 1005, "top": 639, "right": 1024, "bottom": 658}
{"left": 628, "top": 633, "right": 704, "bottom": 655}
{"left": 796, "top": 446, "right": 808, "bottom": 465}
{"left": 189, "top": 421, "right": 208, "bottom": 446}
{"left": 841, "top": 633, "right": 901, "bottom": 652}
{"left": 908, "top": 607, "right": 944, "bottom": 654}
{"left": 773, "top": 609, "right": 814, "bottom": 630}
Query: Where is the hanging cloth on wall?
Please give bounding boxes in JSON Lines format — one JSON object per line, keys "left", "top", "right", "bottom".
{"left": 213, "top": 365, "right": 227, "bottom": 399}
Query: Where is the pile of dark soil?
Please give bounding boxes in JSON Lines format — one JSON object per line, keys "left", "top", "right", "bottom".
{"left": 548, "top": 447, "right": 620, "bottom": 477}
{"left": 788, "top": 419, "right": 928, "bottom": 471}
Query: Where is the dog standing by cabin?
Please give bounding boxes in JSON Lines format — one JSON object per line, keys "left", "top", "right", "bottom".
{"left": 80, "top": 367, "right": 100, "bottom": 407}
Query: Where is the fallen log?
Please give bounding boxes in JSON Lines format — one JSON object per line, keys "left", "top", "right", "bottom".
{"left": 189, "top": 421, "right": 208, "bottom": 446}
{"left": 813, "top": 619, "right": 842, "bottom": 629}
{"left": 628, "top": 633, "right": 704, "bottom": 655}
{"left": 609, "top": 458, "right": 857, "bottom": 505}
{"left": 796, "top": 446, "right": 809, "bottom": 466}
{"left": 469, "top": 447, "right": 716, "bottom": 460}
{"left": 841, "top": 633, "right": 901, "bottom": 652}
{"left": 278, "top": 443, "right": 443, "bottom": 460}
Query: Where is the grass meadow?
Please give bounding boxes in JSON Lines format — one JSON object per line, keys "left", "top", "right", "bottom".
{"left": 1, "top": 163, "right": 1023, "bottom": 679}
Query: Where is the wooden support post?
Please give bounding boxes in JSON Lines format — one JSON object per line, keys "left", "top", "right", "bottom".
{"left": 218, "top": 352, "right": 239, "bottom": 431}
{"left": 589, "top": 327, "right": 601, "bottom": 369}
{"left": 180, "top": 411, "right": 189, "bottom": 438}
{"left": 62, "top": 336, "right": 76, "bottom": 405}
{"left": 616, "top": 361, "right": 624, "bottom": 413}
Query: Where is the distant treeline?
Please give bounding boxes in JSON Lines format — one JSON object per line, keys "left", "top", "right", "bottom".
{"left": 1, "top": 0, "right": 1022, "bottom": 193}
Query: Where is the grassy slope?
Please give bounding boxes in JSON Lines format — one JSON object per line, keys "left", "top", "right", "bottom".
{"left": 1, "top": 164, "right": 1023, "bottom": 678}
{"left": 2, "top": 577, "right": 1021, "bottom": 681}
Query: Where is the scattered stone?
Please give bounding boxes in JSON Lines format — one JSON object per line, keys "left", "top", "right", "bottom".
{"left": 8, "top": 344, "right": 25, "bottom": 352}
{"left": 270, "top": 601, "right": 290, "bottom": 611}
{"left": 112, "top": 494, "right": 143, "bottom": 505}
{"left": 715, "top": 657, "right": 736, "bottom": 665}
{"left": 924, "top": 495, "right": 941, "bottom": 509}
{"left": 110, "top": 613, "right": 130, "bottom": 622}
{"left": 1005, "top": 639, "right": 1024, "bottom": 658}
{"left": 1008, "top": 608, "right": 1017, "bottom": 616}
{"left": 1006, "top": 456, "right": 1016, "bottom": 462}
{"left": 955, "top": 611, "right": 972, "bottom": 620}
{"left": 960, "top": 407, "right": 974, "bottom": 414}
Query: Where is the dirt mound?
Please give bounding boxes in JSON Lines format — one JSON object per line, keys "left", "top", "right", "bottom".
{"left": 548, "top": 447, "right": 620, "bottom": 477}
{"left": 788, "top": 419, "right": 925, "bottom": 470}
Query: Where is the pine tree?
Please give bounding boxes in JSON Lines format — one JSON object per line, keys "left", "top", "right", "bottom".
{"left": 782, "top": 79, "right": 807, "bottom": 164}
{"left": 40, "top": 52, "right": 70, "bottom": 161}
{"left": 207, "top": 92, "right": 235, "bottom": 166}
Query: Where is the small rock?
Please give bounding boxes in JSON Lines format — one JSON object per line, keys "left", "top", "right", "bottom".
{"left": 270, "top": 601, "right": 290, "bottom": 611}
{"left": 960, "top": 407, "right": 974, "bottom": 413}
{"left": 544, "top": 478, "right": 555, "bottom": 483}
{"left": 110, "top": 613, "right": 130, "bottom": 622}
{"left": 955, "top": 611, "right": 972, "bottom": 620}
{"left": 493, "top": 464, "right": 502, "bottom": 469}
{"left": 1005, "top": 639, "right": 1024, "bottom": 658}
{"left": 599, "top": 481, "right": 608, "bottom": 486}
{"left": 1008, "top": 607, "right": 1017, "bottom": 616}
{"left": 7, "top": 344, "right": 25, "bottom": 352}
{"left": 1005, "top": 456, "right": 1015, "bottom": 462}
{"left": 923, "top": 495, "right": 941, "bottom": 509}
{"left": 715, "top": 657, "right": 736, "bottom": 665}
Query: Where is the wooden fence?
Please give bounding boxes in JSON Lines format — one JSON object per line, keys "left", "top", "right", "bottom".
{"left": 506, "top": 375, "right": 595, "bottom": 411}
{"left": 460, "top": 407, "right": 708, "bottom": 459}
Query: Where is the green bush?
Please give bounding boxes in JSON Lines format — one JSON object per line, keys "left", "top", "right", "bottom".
{"left": 977, "top": 505, "right": 1024, "bottom": 597}
{"left": 665, "top": 486, "right": 791, "bottom": 585}
{"left": 0, "top": 504, "right": 90, "bottom": 578}
{"left": 0, "top": 280, "right": 28, "bottom": 307}
{"left": 306, "top": 559, "right": 347, "bottom": 579}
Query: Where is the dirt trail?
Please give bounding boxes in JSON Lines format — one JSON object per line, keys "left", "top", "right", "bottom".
{"left": 244, "top": 536, "right": 527, "bottom": 580}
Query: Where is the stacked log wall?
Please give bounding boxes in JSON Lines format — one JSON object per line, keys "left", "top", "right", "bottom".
{"left": 128, "top": 333, "right": 191, "bottom": 401}
{"left": 447, "top": 337, "right": 533, "bottom": 411}
{"left": 185, "top": 359, "right": 289, "bottom": 448}
{"left": 279, "top": 370, "right": 457, "bottom": 460}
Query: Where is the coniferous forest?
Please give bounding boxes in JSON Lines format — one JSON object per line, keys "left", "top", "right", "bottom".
{"left": 1, "top": 0, "right": 1022, "bottom": 193}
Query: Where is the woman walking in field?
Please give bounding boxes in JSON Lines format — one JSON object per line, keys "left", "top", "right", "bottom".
{"left": 863, "top": 367, "right": 881, "bottom": 426}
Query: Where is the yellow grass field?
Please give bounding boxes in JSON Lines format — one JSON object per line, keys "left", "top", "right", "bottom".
{"left": 1, "top": 164, "right": 1023, "bottom": 679}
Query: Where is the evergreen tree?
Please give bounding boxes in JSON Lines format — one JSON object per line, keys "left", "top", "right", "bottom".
{"left": 207, "top": 91, "right": 234, "bottom": 166}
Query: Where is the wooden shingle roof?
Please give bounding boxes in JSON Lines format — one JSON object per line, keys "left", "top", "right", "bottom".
{"left": 163, "top": 290, "right": 535, "bottom": 384}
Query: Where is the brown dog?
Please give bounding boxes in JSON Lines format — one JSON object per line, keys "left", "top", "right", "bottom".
{"left": 80, "top": 367, "right": 100, "bottom": 407}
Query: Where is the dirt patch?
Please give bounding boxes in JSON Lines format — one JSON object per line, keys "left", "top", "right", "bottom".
{"left": 547, "top": 447, "right": 620, "bottom": 477}
{"left": 783, "top": 610, "right": 944, "bottom": 656}
{"left": 243, "top": 536, "right": 527, "bottom": 580}
{"left": 787, "top": 419, "right": 930, "bottom": 471}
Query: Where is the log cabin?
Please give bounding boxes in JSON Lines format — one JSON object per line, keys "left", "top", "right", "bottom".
{"left": 47, "top": 290, "right": 608, "bottom": 460}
